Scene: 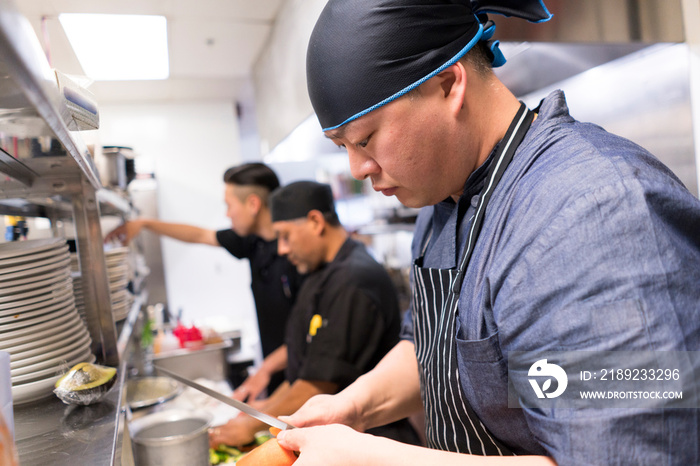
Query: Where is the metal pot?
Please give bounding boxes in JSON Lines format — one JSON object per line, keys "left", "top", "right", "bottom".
{"left": 129, "top": 409, "right": 212, "bottom": 466}
{"left": 102, "top": 146, "right": 132, "bottom": 189}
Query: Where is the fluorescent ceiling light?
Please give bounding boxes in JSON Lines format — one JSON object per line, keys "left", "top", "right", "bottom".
{"left": 59, "top": 14, "right": 169, "bottom": 81}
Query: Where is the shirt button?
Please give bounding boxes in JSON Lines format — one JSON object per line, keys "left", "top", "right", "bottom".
{"left": 471, "top": 195, "right": 479, "bottom": 208}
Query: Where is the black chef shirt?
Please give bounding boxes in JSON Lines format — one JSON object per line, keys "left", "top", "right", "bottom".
{"left": 285, "top": 238, "right": 401, "bottom": 389}
{"left": 216, "top": 229, "right": 303, "bottom": 358}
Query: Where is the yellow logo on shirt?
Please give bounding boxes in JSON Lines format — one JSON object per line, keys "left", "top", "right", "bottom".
{"left": 309, "top": 314, "right": 323, "bottom": 337}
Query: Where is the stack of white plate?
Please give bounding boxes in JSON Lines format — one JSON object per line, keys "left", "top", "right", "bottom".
{"left": 106, "top": 247, "right": 134, "bottom": 321}
{"left": 72, "top": 246, "right": 133, "bottom": 323}
{"left": 0, "top": 238, "right": 94, "bottom": 405}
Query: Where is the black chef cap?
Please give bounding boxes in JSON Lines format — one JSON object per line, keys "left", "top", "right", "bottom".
{"left": 270, "top": 181, "right": 336, "bottom": 222}
{"left": 307, "top": 0, "right": 552, "bottom": 131}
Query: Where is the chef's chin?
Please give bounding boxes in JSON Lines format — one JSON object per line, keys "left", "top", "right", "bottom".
{"left": 291, "top": 261, "right": 309, "bottom": 274}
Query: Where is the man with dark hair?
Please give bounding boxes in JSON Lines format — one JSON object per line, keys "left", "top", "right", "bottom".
{"left": 105, "top": 162, "right": 303, "bottom": 397}
{"left": 274, "top": 1, "right": 700, "bottom": 465}
{"left": 208, "top": 181, "right": 419, "bottom": 448}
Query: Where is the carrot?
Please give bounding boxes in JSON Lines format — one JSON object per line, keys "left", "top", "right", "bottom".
{"left": 236, "top": 438, "right": 297, "bottom": 466}
{"left": 269, "top": 427, "right": 282, "bottom": 437}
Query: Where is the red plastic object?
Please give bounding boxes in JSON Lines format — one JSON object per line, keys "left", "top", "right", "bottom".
{"left": 172, "top": 324, "right": 203, "bottom": 348}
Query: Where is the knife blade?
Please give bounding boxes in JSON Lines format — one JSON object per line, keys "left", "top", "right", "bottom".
{"left": 154, "top": 365, "right": 295, "bottom": 431}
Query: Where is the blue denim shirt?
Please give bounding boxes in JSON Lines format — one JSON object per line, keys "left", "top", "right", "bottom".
{"left": 401, "top": 90, "right": 700, "bottom": 464}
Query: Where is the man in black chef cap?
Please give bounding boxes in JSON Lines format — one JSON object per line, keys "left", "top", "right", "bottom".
{"left": 209, "top": 181, "right": 419, "bottom": 449}
{"left": 275, "top": 0, "right": 700, "bottom": 464}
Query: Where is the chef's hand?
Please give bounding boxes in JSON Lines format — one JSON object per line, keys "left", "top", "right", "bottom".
{"left": 232, "top": 369, "right": 270, "bottom": 402}
{"left": 208, "top": 417, "right": 256, "bottom": 449}
{"left": 277, "top": 424, "right": 375, "bottom": 466}
{"left": 280, "top": 393, "right": 364, "bottom": 431}
{"left": 104, "top": 220, "right": 144, "bottom": 245}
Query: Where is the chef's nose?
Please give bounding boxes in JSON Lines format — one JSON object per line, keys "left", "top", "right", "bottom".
{"left": 277, "top": 240, "right": 290, "bottom": 256}
{"left": 347, "top": 148, "right": 380, "bottom": 181}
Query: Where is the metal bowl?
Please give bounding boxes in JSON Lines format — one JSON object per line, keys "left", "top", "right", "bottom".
{"left": 126, "top": 376, "right": 181, "bottom": 410}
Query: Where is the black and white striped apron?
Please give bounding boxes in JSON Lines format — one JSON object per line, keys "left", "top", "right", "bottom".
{"left": 412, "top": 103, "right": 534, "bottom": 454}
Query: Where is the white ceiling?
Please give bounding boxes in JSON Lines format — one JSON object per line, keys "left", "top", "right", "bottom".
{"left": 16, "top": 0, "right": 285, "bottom": 104}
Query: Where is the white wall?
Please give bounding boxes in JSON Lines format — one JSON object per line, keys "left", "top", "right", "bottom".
{"left": 97, "top": 100, "right": 260, "bottom": 347}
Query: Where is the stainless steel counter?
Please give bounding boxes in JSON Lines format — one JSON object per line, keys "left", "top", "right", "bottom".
{"left": 13, "top": 365, "right": 126, "bottom": 465}
{"left": 12, "top": 292, "right": 145, "bottom": 465}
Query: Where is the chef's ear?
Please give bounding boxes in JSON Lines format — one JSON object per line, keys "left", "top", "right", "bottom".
{"left": 434, "top": 61, "right": 467, "bottom": 115}
{"left": 306, "top": 210, "right": 326, "bottom": 235}
{"left": 246, "top": 192, "right": 263, "bottom": 214}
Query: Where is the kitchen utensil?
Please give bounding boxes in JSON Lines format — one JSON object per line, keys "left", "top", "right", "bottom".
{"left": 154, "top": 366, "right": 295, "bottom": 431}
{"left": 126, "top": 376, "right": 181, "bottom": 410}
{"left": 130, "top": 409, "right": 212, "bottom": 466}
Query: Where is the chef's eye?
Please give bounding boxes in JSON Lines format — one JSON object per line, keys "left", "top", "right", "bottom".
{"left": 356, "top": 135, "right": 371, "bottom": 148}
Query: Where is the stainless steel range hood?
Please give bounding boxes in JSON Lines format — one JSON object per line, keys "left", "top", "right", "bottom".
{"left": 494, "top": 0, "right": 684, "bottom": 44}
{"left": 483, "top": 0, "right": 697, "bottom": 195}
{"left": 491, "top": 0, "right": 685, "bottom": 96}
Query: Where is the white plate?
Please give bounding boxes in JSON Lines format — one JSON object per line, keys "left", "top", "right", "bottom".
{"left": 104, "top": 246, "right": 129, "bottom": 256}
{"left": 0, "top": 313, "right": 83, "bottom": 350}
{"left": 109, "top": 271, "right": 129, "bottom": 284}
{"left": 0, "top": 281, "right": 72, "bottom": 309}
{"left": 0, "top": 250, "right": 70, "bottom": 276}
{"left": 0, "top": 256, "right": 71, "bottom": 282}
{"left": 112, "top": 299, "right": 129, "bottom": 313}
{"left": 0, "top": 301, "right": 75, "bottom": 333}
{"left": 11, "top": 348, "right": 94, "bottom": 385}
{"left": 0, "top": 267, "right": 67, "bottom": 289}
{"left": 0, "top": 244, "right": 69, "bottom": 269}
{"left": 109, "top": 277, "right": 128, "bottom": 292}
{"left": 113, "top": 304, "right": 131, "bottom": 321}
{"left": 109, "top": 288, "right": 129, "bottom": 303}
{"left": 0, "top": 294, "right": 75, "bottom": 324}
{"left": 10, "top": 325, "right": 88, "bottom": 362}
{"left": 11, "top": 354, "right": 96, "bottom": 405}
{"left": 105, "top": 257, "right": 127, "bottom": 268}
{"left": 10, "top": 330, "right": 91, "bottom": 372}
{"left": 0, "top": 238, "right": 65, "bottom": 260}
{"left": 0, "top": 285, "right": 74, "bottom": 317}
{"left": 0, "top": 307, "right": 77, "bottom": 340}
{"left": 0, "top": 268, "right": 71, "bottom": 297}
{"left": 0, "top": 278, "right": 71, "bottom": 304}
{"left": 107, "top": 263, "right": 128, "bottom": 274}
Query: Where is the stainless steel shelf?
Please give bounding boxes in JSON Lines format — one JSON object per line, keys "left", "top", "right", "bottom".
{"left": 1, "top": 3, "right": 139, "bottom": 463}
{"left": 97, "top": 189, "right": 133, "bottom": 217}
{"left": 0, "top": 0, "right": 101, "bottom": 189}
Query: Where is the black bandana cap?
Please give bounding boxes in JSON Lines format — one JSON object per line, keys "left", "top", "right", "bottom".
{"left": 307, "top": 0, "right": 552, "bottom": 131}
{"left": 270, "top": 181, "right": 337, "bottom": 222}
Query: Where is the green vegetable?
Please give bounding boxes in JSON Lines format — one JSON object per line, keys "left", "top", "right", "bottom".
{"left": 141, "top": 319, "right": 154, "bottom": 348}
{"left": 254, "top": 433, "right": 272, "bottom": 445}
{"left": 210, "top": 445, "right": 244, "bottom": 464}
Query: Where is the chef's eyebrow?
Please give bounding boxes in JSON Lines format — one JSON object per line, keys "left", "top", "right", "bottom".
{"left": 324, "top": 123, "right": 351, "bottom": 140}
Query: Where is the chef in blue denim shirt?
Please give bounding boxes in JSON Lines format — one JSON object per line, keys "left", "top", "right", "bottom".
{"left": 275, "top": 1, "right": 700, "bottom": 465}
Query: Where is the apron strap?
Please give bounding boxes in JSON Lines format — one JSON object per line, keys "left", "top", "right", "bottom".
{"left": 451, "top": 103, "right": 534, "bottom": 294}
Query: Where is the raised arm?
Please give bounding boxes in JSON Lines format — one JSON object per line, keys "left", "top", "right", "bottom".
{"left": 104, "top": 219, "right": 219, "bottom": 246}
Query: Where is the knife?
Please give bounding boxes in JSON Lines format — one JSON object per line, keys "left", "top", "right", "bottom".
{"left": 154, "top": 365, "right": 295, "bottom": 431}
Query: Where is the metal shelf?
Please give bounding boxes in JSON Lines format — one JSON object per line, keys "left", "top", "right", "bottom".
{"left": 0, "top": 0, "right": 124, "bottom": 367}
{"left": 0, "top": 0, "right": 100, "bottom": 189}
